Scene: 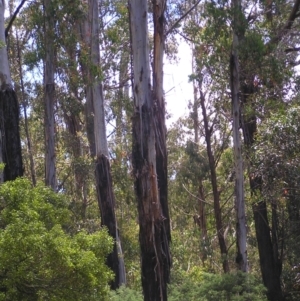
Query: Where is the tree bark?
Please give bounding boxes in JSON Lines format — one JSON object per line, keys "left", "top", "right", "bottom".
{"left": 129, "top": 0, "right": 169, "bottom": 299}
{"left": 230, "top": 0, "right": 248, "bottom": 272}
{"left": 89, "top": 0, "right": 126, "bottom": 288}
{"left": 0, "top": 0, "right": 23, "bottom": 182}
{"left": 16, "top": 31, "right": 36, "bottom": 186}
{"left": 78, "top": 2, "right": 95, "bottom": 157}
{"left": 152, "top": 0, "right": 171, "bottom": 284}
{"left": 253, "top": 202, "right": 284, "bottom": 301}
{"left": 199, "top": 90, "right": 229, "bottom": 273}
{"left": 44, "top": 0, "right": 56, "bottom": 190}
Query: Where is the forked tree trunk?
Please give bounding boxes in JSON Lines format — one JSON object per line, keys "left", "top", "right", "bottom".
{"left": 44, "top": 0, "right": 56, "bottom": 190}
{"left": 90, "top": 0, "right": 125, "bottom": 288}
{"left": 129, "top": 1, "right": 170, "bottom": 299}
{"left": 230, "top": 0, "right": 248, "bottom": 272}
{"left": 0, "top": 0, "right": 23, "bottom": 182}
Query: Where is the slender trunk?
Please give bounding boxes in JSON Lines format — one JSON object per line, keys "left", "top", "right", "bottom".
{"left": 90, "top": 0, "right": 125, "bottom": 288}
{"left": 192, "top": 51, "right": 208, "bottom": 262}
{"left": 199, "top": 90, "right": 229, "bottom": 273}
{"left": 44, "top": 0, "right": 56, "bottom": 190}
{"left": 152, "top": 0, "right": 171, "bottom": 284}
{"left": 16, "top": 31, "right": 36, "bottom": 186}
{"left": 230, "top": 0, "right": 248, "bottom": 272}
{"left": 64, "top": 39, "right": 88, "bottom": 219}
{"left": 129, "top": 1, "right": 169, "bottom": 299}
{"left": 0, "top": 0, "right": 23, "bottom": 182}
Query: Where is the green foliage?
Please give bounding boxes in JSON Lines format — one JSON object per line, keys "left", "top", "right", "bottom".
{"left": 168, "top": 271, "right": 267, "bottom": 301}
{"left": 0, "top": 178, "right": 113, "bottom": 301}
{"left": 109, "top": 286, "right": 143, "bottom": 301}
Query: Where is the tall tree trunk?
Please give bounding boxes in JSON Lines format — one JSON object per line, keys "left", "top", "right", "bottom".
{"left": 152, "top": 0, "right": 171, "bottom": 284}
{"left": 129, "top": 0, "right": 169, "bottom": 299}
{"left": 78, "top": 4, "right": 95, "bottom": 157}
{"left": 230, "top": 0, "right": 248, "bottom": 272}
{"left": 44, "top": 0, "right": 56, "bottom": 190}
{"left": 242, "top": 86, "right": 284, "bottom": 299}
{"left": 192, "top": 50, "right": 208, "bottom": 263}
{"left": 199, "top": 90, "right": 229, "bottom": 273}
{"left": 16, "top": 31, "right": 36, "bottom": 186}
{"left": 90, "top": 0, "right": 125, "bottom": 288}
{"left": 0, "top": 0, "right": 23, "bottom": 183}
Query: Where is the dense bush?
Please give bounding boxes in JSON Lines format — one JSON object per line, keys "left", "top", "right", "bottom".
{"left": 0, "top": 178, "right": 113, "bottom": 301}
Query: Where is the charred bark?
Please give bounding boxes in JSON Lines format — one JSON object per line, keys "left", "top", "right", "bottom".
{"left": 132, "top": 108, "right": 168, "bottom": 301}
{"left": 95, "top": 155, "right": 122, "bottom": 289}
{"left": 253, "top": 202, "right": 284, "bottom": 301}
{"left": 0, "top": 1, "right": 23, "bottom": 182}
{"left": 241, "top": 81, "right": 284, "bottom": 299}
{"left": 129, "top": 1, "right": 170, "bottom": 299}
{"left": 0, "top": 88, "right": 23, "bottom": 181}
{"left": 153, "top": 0, "right": 171, "bottom": 285}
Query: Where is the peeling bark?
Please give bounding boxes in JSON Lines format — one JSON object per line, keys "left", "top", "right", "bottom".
{"left": 129, "top": 0, "right": 170, "bottom": 299}
{"left": 152, "top": 0, "right": 171, "bottom": 284}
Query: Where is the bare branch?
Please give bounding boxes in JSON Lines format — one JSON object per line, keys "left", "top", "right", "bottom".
{"left": 268, "top": 0, "right": 300, "bottom": 46}
{"left": 5, "top": 0, "right": 27, "bottom": 37}
{"left": 165, "top": 0, "right": 201, "bottom": 37}
{"left": 285, "top": 46, "right": 300, "bottom": 53}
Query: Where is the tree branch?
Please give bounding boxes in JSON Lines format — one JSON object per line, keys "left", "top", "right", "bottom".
{"left": 5, "top": 0, "right": 27, "bottom": 37}
{"left": 165, "top": 0, "right": 201, "bottom": 37}
{"left": 285, "top": 46, "right": 300, "bottom": 53}
{"left": 268, "top": 0, "right": 300, "bottom": 46}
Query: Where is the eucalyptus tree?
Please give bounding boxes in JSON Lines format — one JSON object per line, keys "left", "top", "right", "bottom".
{"left": 230, "top": 0, "right": 247, "bottom": 273}
{"left": 44, "top": 0, "right": 56, "bottom": 189}
{"left": 85, "top": 0, "right": 126, "bottom": 288}
{"left": 0, "top": 0, "right": 23, "bottom": 182}
{"left": 129, "top": 0, "right": 171, "bottom": 299}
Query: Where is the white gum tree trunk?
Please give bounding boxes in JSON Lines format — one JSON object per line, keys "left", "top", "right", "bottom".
{"left": 231, "top": 0, "right": 248, "bottom": 273}
{"left": 89, "top": 0, "right": 126, "bottom": 288}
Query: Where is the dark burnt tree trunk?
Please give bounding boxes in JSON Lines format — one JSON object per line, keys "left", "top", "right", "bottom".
{"left": 0, "top": 0, "right": 23, "bottom": 182}
{"left": 152, "top": 0, "right": 171, "bottom": 285}
{"left": 95, "top": 155, "right": 124, "bottom": 288}
{"left": 0, "top": 89, "right": 23, "bottom": 181}
{"left": 241, "top": 80, "right": 284, "bottom": 300}
{"left": 129, "top": 0, "right": 170, "bottom": 299}
{"left": 253, "top": 202, "right": 284, "bottom": 301}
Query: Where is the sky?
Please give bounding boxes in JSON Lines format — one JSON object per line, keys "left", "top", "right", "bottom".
{"left": 164, "top": 41, "right": 193, "bottom": 127}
